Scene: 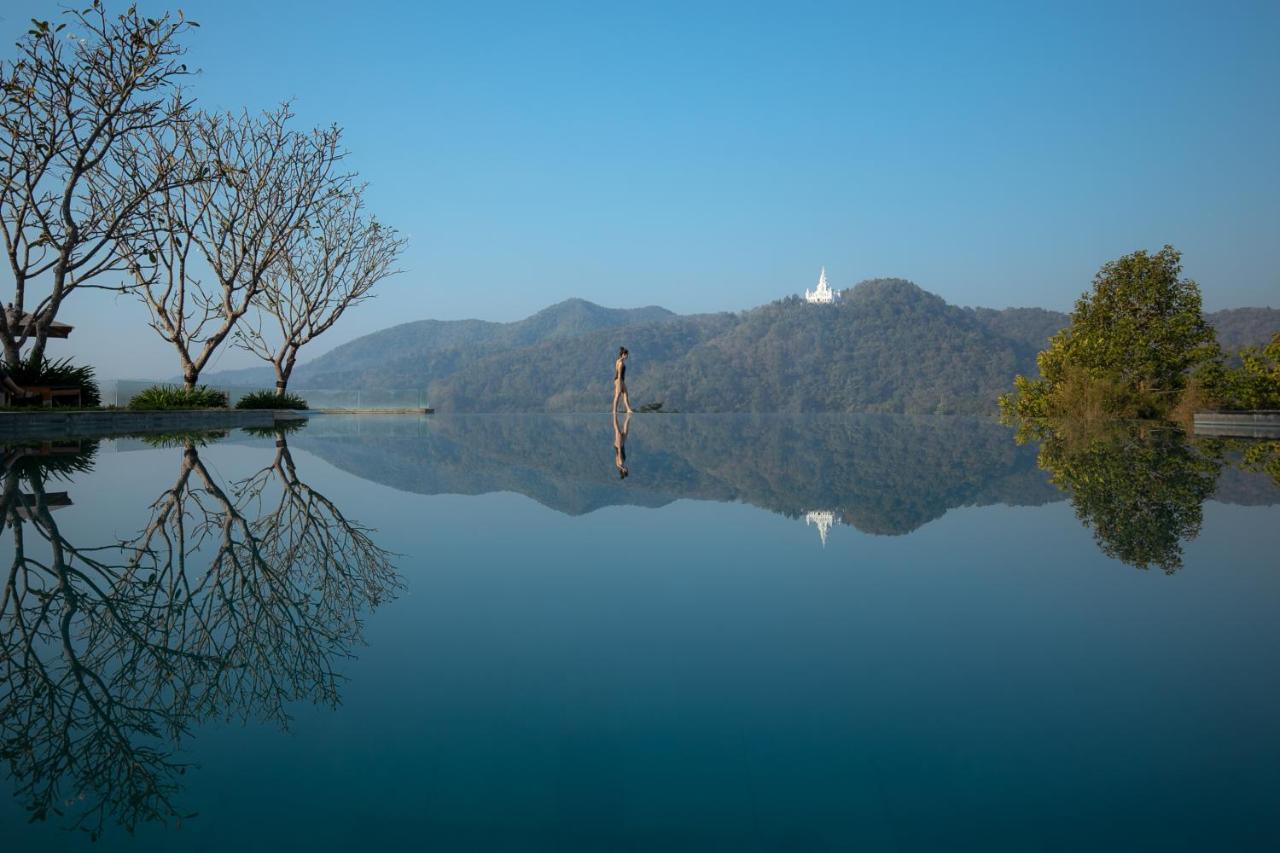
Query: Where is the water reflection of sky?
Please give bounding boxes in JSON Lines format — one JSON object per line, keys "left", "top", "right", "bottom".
{"left": 2, "top": 417, "right": 1278, "bottom": 851}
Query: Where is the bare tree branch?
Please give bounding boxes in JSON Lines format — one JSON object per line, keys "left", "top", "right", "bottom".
{"left": 119, "top": 105, "right": 346, "bottom": 387}
{"left": 0, "top": 4, "right": 196, "bottom": 367}
{"left": 235, "top": 182, "right": 405, "bottom": 393}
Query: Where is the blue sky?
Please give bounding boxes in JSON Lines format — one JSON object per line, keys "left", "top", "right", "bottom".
{"left": 2, "top": 0, "right": 1278, "bottom": 378}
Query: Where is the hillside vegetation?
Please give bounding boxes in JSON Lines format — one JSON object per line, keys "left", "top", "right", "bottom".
{"left": 638, "top": 280, "right": 1024, "bottom": 413}
{"left": 425, "top": 280, "right": 1046, "bottom": 413}
{"left": 202, "top": 280, "right": 1275, "bottom": 414}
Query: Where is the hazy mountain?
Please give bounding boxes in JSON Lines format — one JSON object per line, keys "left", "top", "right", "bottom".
{"left": 1207, "top": 307, "right": 1280, "bottom": 353}
{"left": 427, "top": 313, "right": 739, "bottom": 412}
{"left": 637, "top": 279, "right": 1040, "bottom": 414}
{"left": 967, "top": 306, "right": 1068, "bottom": 355}
{"left": 965, "top": 305, "right": 1275, "bottom": 359}
{"left": 427, "top": 279, "right": 1061, "bottom": 414}
{"left": 204, "top": 298, "right": 677, "bottom": 388}
{"left": 201, "top": 284, "right": 1275, "bottom": 414}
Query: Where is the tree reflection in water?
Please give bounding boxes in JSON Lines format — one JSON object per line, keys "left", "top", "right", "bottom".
{"left": 1239, "top": 439, "right": 1280, "bottom": 486}
{"left": 1021, "top": 421, "right": 1228, "bottom": 573}
{"left": 0, "top": 428, "right": 399, "bottom": 840}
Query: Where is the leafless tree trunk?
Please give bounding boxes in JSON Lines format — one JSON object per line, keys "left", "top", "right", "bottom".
{"left": 120, "top": 105, "right": 345, "bottom": 388}
{"left": 236, "top": 183, "right": 405, "bottom": 394}
{"left": 0, "top": 5, "right": 195, "bottom": 368}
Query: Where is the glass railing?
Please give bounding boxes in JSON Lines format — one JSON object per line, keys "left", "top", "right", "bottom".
{"left": 103, "top": 380, "right": 429, "bottom": 410}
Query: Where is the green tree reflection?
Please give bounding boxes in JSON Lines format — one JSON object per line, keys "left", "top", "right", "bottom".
{"left": 1024, "top": 422, "right": 1221, "bottom": 572}
{"left": 1240, "top": 441, "right": 1280, "bottom": 486}
{"left": 0, "top": 429, "right": 398, "bottom": 839}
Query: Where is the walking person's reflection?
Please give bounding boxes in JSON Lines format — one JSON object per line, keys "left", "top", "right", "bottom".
{"left": 613, "top": 412, "right": 631, "bottom": 479}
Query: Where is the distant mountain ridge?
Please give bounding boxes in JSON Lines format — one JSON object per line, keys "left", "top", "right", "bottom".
{"left": 205, "top": 298, "right": 677, "bottom": 389}
{"left": 201, "top": 284, "right": 1277, "bottom": 414}
{"left": 1207, "top": 307, "right": 1280, "bottom": 354}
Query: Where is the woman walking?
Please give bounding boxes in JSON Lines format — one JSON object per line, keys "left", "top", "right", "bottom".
{"left": 612, "top": 347, "right": 633, "bottom": 415}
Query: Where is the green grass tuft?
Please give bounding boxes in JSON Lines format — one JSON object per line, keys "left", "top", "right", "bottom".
{"left": 127, "top": 384, "right": 228, "bottom": 410}
{"left": 234, "top": 389, "right": 309, "bottom": 410}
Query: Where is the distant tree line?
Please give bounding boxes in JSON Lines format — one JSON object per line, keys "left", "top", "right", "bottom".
{"left": 0, "top": 3, "right": 405, "bottom": 395}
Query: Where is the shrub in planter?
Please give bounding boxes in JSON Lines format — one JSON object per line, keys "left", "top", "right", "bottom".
{"left": 234, "top": 389, "right": 309, "bottom": 410}
{"left": 128, "top": 384, "right": 228, "bottom": 410}
{"left": 9, "top": 356, "right": 102, "bottom": 407}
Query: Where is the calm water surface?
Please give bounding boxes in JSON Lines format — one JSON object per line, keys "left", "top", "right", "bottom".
{"left": 2, "top": 415, "right": 1278, "bottom": 851}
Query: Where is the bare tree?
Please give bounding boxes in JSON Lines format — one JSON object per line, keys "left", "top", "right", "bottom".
{"left": 236, "top": 183, "right": 405, "bottom": 394}
{"left": 121, "top": 105, "right": 345, "bottom": 388}
{"left": 0, "top": 4, "right": 195, "bottom": 367}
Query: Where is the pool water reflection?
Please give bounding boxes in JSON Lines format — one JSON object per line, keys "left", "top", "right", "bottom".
{"left": 1, "top": 415, "right": 1278, "bottom": 851}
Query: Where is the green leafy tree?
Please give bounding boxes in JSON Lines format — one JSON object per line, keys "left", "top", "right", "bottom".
{"left": 1001, "top": 246, "right": 1218, "bottom": 419}
{"left": 1215, "top": 333, "right": 1280, "bottom": 410}
{"left": 1186, "top": 330, "right": 1280, "bottom": 412}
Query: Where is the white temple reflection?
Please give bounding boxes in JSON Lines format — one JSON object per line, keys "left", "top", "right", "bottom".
{"left": 804, "top": 510, "right": 839, "bottom": 546}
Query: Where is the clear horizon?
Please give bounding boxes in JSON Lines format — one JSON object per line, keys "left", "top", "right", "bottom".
{"left": 1, "top": 0, "right": 1277, "bottom": 379}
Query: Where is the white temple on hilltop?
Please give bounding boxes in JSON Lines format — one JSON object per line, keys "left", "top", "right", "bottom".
{"left": 805, "top": 510, "right": 839, "bottom": 547}
{"left": 804, "top": 267, "right": 839, "bottom": 304}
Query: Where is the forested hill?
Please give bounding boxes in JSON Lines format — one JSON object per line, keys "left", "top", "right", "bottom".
{"left": 204, "top": 298, "right": 677, "bottom": 389}
{"left": 964, "top": 306, "right": 1068, "bottom": 357}
{"left": 428, "top": 279, "right": 1076, "bottom": 413}
{"left": 202, "top": 283, "right": 1275, "bottom": 414}
{"left": 638, "top": 279, "right": 1036, "bottom": 413}
{"left": 398, "top": 278, "right": 1063, "bottom": 414}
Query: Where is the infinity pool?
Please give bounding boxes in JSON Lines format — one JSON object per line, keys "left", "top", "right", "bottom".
{"left": 2, "top": 415, "right": 1277, "bottom": 851}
